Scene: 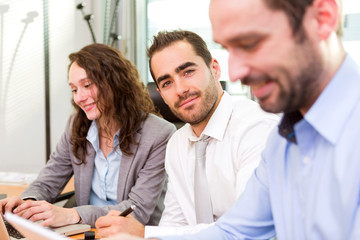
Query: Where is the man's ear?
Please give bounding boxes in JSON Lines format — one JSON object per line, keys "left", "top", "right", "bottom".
{"left": 210, "top": 58, "right": 221, "bottom": 81}
{"left": 309, "top": 0, "right": 339, "bottom": 40}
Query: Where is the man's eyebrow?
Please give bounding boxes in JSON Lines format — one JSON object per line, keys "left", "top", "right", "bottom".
{"left": 175, "top": 62, "right": 197, "bottom": 74}
{"left": 228, "top": 32, "right": 268, "bottom": 44}
{"left": 156, "top": 62, "right": 197, "bottom": 85}
{"left": 156, "top": 74, "right": 171, "bottom": 85}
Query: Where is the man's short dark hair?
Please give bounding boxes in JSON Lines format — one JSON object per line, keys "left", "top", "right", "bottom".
{"left": 263, "top": 0, "right": 343, "bottom": 42}
{"left": 147, "top": 30, "right": 212, "bottom": 85}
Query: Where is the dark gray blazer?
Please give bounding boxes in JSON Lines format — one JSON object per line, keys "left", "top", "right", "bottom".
{"left": 21, "top": 113, "right": 176, "bottom": 227}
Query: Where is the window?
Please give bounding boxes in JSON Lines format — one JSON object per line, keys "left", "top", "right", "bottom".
{"left": 145, "top": 0, "right": 251, "bottom": 97}
{"left": 144, "top": 0, "right": 359, "bottom": 98}
{"left": 343, "top": 0, "right": 360, "bottom": 64}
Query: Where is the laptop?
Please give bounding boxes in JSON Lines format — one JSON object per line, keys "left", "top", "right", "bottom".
{"left": 1, "top": 212, "right": 91, "bottom": 240}
{"left": 0, "top": 213, "right": 26, "bottom": 240}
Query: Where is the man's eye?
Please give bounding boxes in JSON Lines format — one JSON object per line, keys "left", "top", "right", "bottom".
{"left": 243, "top": 42, "right": 257, "bottom": 50}
{"left": 184, "top": 69, "right": 194, "bottom": 76}
{"left": 71, "top": 89, "right": 77, "bottom": 93}
{"left": 240, "top": 39, "right": 262, "bottom": 51}
{"left": 161, "top": 81, "right": 171, "bottom": 88}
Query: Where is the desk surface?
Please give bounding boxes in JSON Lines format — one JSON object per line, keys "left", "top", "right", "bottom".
{"left": 0, "top": 178, "right": 100, "bottom": 239}
{"left": 0, "top": 184, "right": 27, "bottom": 198}
{"left": 0, "top": 177, "right": 75, "bottom": 197}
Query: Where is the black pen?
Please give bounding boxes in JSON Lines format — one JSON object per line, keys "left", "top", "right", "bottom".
{"left": 119, "top": 205, "right": 136, "bottom": 217}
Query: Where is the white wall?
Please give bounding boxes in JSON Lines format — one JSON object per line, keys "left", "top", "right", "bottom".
{"left": 49, "top": 0, "right": 96, "bottom": 160}
{"left": 0, "top": 0, "right": 94, "bottom": 173}
{"left": 1, "top": 0, "right": 46, "bottom": 173}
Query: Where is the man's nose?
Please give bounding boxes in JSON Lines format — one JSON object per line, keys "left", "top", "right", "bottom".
{"left": 228, "top": 51, "right": 251, "bottom": 83}
{"left": 174, "top": 78, "right": 189, "bottom": 95}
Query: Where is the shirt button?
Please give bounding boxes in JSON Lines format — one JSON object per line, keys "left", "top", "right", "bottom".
{"left": 303, "top": 156, "right": 311, "bottom": 164}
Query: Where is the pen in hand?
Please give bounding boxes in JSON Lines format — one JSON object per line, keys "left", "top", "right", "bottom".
{"left": 119, "top": 205, "right": 136, "bottom": 217}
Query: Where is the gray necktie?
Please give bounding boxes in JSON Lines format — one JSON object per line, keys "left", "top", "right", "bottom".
{"left": 194, "top": 136, "right": 214, "bottom": 223}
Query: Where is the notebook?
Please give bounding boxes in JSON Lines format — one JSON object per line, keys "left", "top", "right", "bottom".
{"left": 2, "top": 212, "right": 91, "bottom": 240}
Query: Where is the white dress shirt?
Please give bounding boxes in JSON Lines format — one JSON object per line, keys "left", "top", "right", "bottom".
{"left": 145, "top": 92, "right": 279, "bottom": 237}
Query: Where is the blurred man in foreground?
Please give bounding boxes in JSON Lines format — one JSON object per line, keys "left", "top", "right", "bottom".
{"left": 105, "top": 0, "right": 360, "bottom": 239}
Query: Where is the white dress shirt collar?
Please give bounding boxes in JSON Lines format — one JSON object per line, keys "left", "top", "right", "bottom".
{"left": 188, "top": 91, "right": 233, "bottom": 143}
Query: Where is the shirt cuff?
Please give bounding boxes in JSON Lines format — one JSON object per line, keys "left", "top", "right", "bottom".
{"left": 21, "top": 196, "right": 38, "bottom": 201}
{"left": 157, "top": 225, "right": 223, "bottom": 240}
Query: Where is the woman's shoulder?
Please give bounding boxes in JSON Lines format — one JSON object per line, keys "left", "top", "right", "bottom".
{"left": 63, "top": 114, "right": 75, "bottom": 134}
{"left": 142, "top": 113, "right": 176, "bottom": 133}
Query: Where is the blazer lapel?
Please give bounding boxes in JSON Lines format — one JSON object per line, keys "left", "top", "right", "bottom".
{"left": 78, "top": 142, "right": 96, "bottom": 205}
{"left": 117, "top": 128, "right": 142, "bottom": 201}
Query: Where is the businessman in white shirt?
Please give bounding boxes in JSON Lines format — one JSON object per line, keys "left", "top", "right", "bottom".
{"left": 95, "top": 30, "right": 278, "bottom": 238}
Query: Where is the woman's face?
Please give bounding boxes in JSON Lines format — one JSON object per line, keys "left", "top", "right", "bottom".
{"left": 68, "top": 62, "right": 100, "bottom": 120}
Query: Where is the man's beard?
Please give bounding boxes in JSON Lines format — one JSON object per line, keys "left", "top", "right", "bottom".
{"left": 242, "top": 36, "right": 323, "bottom": 114}
{"left": 171, "top": 75, "right": 219, "bottom": 125}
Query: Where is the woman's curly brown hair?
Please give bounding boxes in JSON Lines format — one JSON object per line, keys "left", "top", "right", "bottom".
{"left": 68, "top": 43, "right": 158, "bottom": 164}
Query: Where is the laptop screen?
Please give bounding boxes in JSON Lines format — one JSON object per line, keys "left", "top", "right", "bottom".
{"left": 4, "top": 212, "right": 69, "bottom": 240}
{"left": 0, "top": 214, "right": 10, "bottom": 240}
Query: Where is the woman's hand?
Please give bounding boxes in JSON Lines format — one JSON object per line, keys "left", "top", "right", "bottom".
{"left": 13, "top": 200, "right": 80, "bottom": 227}
{"left": 0, "top": 196, "right": 25, "bottom": 214}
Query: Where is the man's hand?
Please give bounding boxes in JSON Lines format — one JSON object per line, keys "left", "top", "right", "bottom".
{"left": 0, "top": 196, "right": 25, "bottom": 214}
{"left": 96, "top": 210, "right": 145, "bottom": 238}
{"left": 13, "top": 200, "right": 80, "bottom": 227}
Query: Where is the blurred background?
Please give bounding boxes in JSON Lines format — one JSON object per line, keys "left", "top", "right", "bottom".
{"left": 0, "top": 0, "right": 359, "bottom": 174}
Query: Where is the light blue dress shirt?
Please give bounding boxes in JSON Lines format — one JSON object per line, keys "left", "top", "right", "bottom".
{"left": 162, "top": 55, "right": 360, "bottom": 240}
{"left": 87, "top": 120, "right": 122, "bottom": 207}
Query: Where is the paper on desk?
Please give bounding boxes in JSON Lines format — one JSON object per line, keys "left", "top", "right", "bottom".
{"left": 0, "top": 172, "right": 38, "bottom": 185}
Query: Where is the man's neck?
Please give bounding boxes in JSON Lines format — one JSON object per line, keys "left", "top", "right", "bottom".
{"left": 191, "top": 91, "right": 224, "bottom": 137}
{"left": 299, "top": 35, "right": 346, "bottom": 115}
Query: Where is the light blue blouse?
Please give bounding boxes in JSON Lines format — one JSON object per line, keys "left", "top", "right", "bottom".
{"left": 87, "top": 121, "right": 122, "bottom": 207}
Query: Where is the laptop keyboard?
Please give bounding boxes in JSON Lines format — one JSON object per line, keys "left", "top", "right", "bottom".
{"left": 4, "top": 218, "right": 24, "bottom": 239}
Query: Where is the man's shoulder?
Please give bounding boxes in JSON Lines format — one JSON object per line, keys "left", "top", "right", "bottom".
{"left": 167, "top": 123, "right": 191, "bottom": 145}
{"left": 231, "top": 97, "right": 280, "bottom": 126}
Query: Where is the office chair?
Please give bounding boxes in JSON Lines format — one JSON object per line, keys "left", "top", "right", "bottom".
{"left": 146, "top": 82, "right": 184, "bottom": 129}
